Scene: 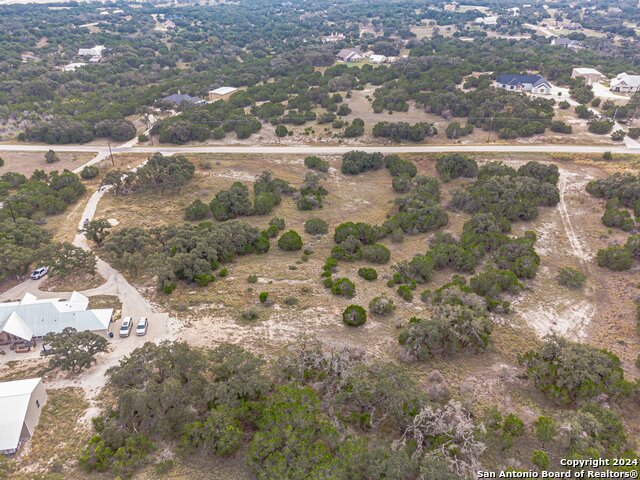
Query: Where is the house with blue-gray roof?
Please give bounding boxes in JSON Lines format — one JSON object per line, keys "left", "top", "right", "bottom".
{"left": 495, "top": 74, "right": 551, "bottom": 95}
{"left": 0, "top": 292, "right": 112, "bottom": 344}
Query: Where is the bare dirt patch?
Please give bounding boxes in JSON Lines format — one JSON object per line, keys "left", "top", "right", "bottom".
{"left": 0, "top": 151, "right": 95, "bottom": 176}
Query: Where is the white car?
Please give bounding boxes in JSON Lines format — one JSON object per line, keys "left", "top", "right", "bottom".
{"left": 136, "top": 317, "right": 148, "bottom": 336}
{"left": 30, "top": 266, "right": 49, "bottom": 280}
{"left": 119, "top": 317, "right": 132, "bottom": 338}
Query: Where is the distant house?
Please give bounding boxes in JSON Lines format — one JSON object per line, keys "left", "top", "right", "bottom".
{"left": 63, "top": 62, "right": 87, "bottom": 72}
{"left": 208, "top": 86, "right": 238, "bottom": 102}
{"left": 162, "top": 91, "right": 206, "bottom": 106}
{"left": 610, "top": 73, "right": 640, "bottom": 93}
{"left": 496, "top": 74, "right": 551, "bottom": 94}
{"left": 321, "top": 33, "right": 345, "bottom": 43}
{"left": 571, "top": 68, "right": 605, "bottom": 85}
{"left": 0, "top": 292, "right": 113, "bottom": 344}
{"left": 336, "top": 48, "right": 364, "bottom": 62}
{"left": 77, "top": 45, "right": 106, "bottom": 57}
{"left": 369, "top": 54, "right": 388, "bottom": 64}
{"left": 551, "top": 37, "right": 582, "bottom": 49}
{"left": 443, "top": 3, "right": 457, "bottom": 12}
{"left": 475, "top": 16, "right": 498, "bottom": 26}
{"left": 0, "top": 378, "right": 47, "bottom": 455}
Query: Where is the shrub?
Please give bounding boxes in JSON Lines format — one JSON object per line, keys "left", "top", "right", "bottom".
{"left": 588, "top": 119, "right": 614, "bottom": 135}
{"left": 80, "top": 165, "right": 100, "bottom": 179}
{"left": 602, "top": 208, "right": 635, "bottom": 232}
{"left": 218, "top": 267, "right": 228, "bottom": 277}
{"left": 597, "top": 246, "right": 632, "bottom": 271}
{"left": 247, "top": 274, "right": 258, "bottom": 284}
{"left": 520, "top": 336, "right": 632, "bottom": 404}
{"left": 435, "top": 154, "right": 478, "bottom": 182}
{"left": 278, "top": 230, "right": 303, "bottom": 251}
{"left": 369, "top": 296, "right": 395, "bottom": 315}
{"left": 398, "top": 301, "right": 492, "bottom": 360}
{"left": 558, "top": 100, "right": 570, "bottom": 109}
{"left": 283, "top": 296, "right": 298, "bottom": 306}
{"left": 44, "top": 149, "right": 60, "bottom": 164}
{"left": 445, "top": 121, "right": 474, "bottom": 139}
{"left": 259, "top": 292, "right": 269, "bottom": 303}
{"left": 342, "top": 305, "right": 367, "bottom": 326}
{"left": 304, "top": 156, "right": 329, "bottom": 172}
{"left": 384, "top": 155, "right": 417, "bottom": 178}
{"left": 392, "top": 174, "right": 412, "bottom": 193}
{"left": 240, "top": 309, "right": 259, "bottom": 321}
{"left": 185, "top": 199, "right": 211, "bottom": 221}
{"left": 341, "top": 151, "right": 384, "bottom": 175}
{"left": 357, "top": 267, "right": 378, "bottom": 281}
{"left": 397, "top": 284, "right": 413, "bottom": 302}
{"left": 304, "top": 218, "right": 328, "bottom": 235}
{"left": 611, "top": 130, "right": 626, "bottom": 142}
{"left": 330, "top": 278, "right": 356, "bottom": 297}
{"left": 626, "top": 234, "right": 640, "bottom": 257}
{"left": 602, "top": 151, "right": 613, "bottom": 160}
{"left": 628, "top": 128, "right": 640, "bottom": 140}
{"left": 532, "top": 450, "right": 550, "bottom": 470}
{"left": 362, "top": 243, "right": 391, "bottom": 264}
{"left": 556, "top": 267, "right": 586, "bottom": 289}
{"left": 275, "top": 125, "right": 288, "bottom": 137}
{"left": 550, "top": 121, "right": 572, "bottom": 134}
{"left": 269, "top": 217, "right": 285, "bottom": 231}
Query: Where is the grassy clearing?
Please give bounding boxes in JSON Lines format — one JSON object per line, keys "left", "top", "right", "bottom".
{"left": 40, "top": 273, "right": 104, "bottom": 293}
{"left": 0, "top": 151, "right": 95, "bottom": 176}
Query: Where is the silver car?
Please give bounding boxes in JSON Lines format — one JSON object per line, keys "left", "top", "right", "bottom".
{"left": 119, "top": 317, "right": 132, "bottom": 337}
{"left": 136, "top": 317, "right": 148, "bottom": 336}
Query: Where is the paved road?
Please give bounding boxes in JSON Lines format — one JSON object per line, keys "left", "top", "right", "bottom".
{"left": 0, "top": 142, "right": 638, "bottom": 155}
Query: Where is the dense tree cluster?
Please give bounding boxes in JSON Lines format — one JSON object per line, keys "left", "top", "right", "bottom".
{"left": 0, "top": 169, "right": 86, "bottom": 221}
{"left": 372, "top": 121, "right": 436, "bottom": 142}
{"left": 103, "top": 220, "right": 269, "bottom": 290}
{"left": 104, "top": 154, "right": 195, "bottom": 196}
{"left": 520, "top": 336, "right": 633, "bottom": 405}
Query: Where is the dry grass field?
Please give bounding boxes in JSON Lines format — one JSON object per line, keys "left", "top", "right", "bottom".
{"left": 5, "top": 151, "right": 640, "bottom": 479}
{"left": 0, "top": 151, "right": 95, "bottom": 176}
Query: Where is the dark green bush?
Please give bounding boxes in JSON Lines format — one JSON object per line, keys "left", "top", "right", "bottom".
{"left": 342, "top": 305, "right": 367, "bottom": 326}
{"left": 357, "top": 267, "right": 378, "bottom": 281}
{"left": 278, "top": 230, "right": 303, "bottom": 251}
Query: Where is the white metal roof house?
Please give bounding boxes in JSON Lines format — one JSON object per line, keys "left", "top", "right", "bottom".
{"left": 0, "top": 292, "right": 112, "bottom": 343}
{"left": 496, "top": 74, "right": 551, "bottom": 94}
{"left": 610, "top": 73, "right": 640, "bottom": 93}
{"left": 0, "top": 378, "right": 47, "bottom": 455}
{"left": 78, "top": 45, "right": 106, "bottom": 57}
{"left": 208, "top": 86, "right": 239, "bottom": 102}
{"left": 369, "top": 54, "right": 388, "bottom": 64}
{"left": 571, "top": 67, "right": 605, "bottom": 84}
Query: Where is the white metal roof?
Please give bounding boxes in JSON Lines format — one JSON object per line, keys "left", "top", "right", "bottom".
{"left": 209, "top": 86, "right": 238, "bottom": 95}
{"left": 2, "top": 312, "right": 33, "bottom": 341}
{"left": 0, "top": 292, "right": 112, "bottom": 338}
{"left": 0, "top": 378, "right": 42, "bottom": 452}
{"left": 573, "top": 67, "right": 603, "bottom": 75}
{"left": 612, "top": 72, "right": 640, "bottom": 88}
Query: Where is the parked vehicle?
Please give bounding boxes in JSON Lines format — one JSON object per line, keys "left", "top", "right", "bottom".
{"left": 136, "top": 317, "right": 148, "bottom": 336}
{"left": 15, "top": 344, "right": 31, "bottom": 353}
{"left": 119, "top": 317, "right": 132, "bottom": 337}
{"left": 30, "top": 266, "right": 49, "bottom": 280}
{"left": 40, "top": 347, "right": 54, "bottom": 356}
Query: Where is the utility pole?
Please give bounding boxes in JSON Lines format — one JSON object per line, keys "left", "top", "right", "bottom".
{"left": 487, "top": 117, "right": 494, "bottom": 143}
{"left": 108, "top": 141, "right": 115, "bottom": 166}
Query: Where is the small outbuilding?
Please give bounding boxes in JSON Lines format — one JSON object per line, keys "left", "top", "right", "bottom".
{"left": 571, "top": 67, "right": 605, "bottom": 85}
{"left": 0, "top": 378, "right": 47, "bottom": 455}
{"left": 208, "top": 86, "right": 239, "bottom": 102}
